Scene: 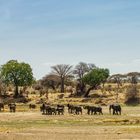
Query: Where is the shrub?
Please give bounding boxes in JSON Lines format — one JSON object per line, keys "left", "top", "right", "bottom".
{"left": 125, "top": 86, "right": 140, "bottom": 105}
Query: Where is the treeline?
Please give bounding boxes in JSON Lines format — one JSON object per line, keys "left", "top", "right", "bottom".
{"left": 0, "top": 60, "right": 140, "bottom": 104}
{"left": 34, "top": 62, "right": 109, "bottom": 97}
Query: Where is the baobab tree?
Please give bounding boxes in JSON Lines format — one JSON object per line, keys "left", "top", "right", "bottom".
{"left": 73, "top": 62, "right": 96, "bottom": 96}
{"left": 51, "top": 64, "right": 73, "bottom": 93}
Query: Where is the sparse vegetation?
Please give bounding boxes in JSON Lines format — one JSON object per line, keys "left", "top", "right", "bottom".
{"left": 0, "top": 106, "right": 140, "bottom": 140}
{"left": 0, "top": 60, "right": 140, "bottom": 140}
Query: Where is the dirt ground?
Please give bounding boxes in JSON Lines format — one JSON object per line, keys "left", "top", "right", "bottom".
{"left": 0, "top": 106, "right": 140, "bottom": 140}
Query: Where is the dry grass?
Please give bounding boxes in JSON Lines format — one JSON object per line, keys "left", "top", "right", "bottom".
{"left": 1, "top": 83, "right": 140, "bottom": 139}
{"left": 0, "top": 106, "right": 140, "bottom": 140}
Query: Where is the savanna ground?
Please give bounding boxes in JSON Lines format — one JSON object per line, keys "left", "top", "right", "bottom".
{"left": 0, "top": 83, "right": 140, "bottom": 140}
{"left": 0, "top": 105, "right": 140, "bottom": 140}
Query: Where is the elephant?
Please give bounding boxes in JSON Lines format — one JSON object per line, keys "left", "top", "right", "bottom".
{"left": 67, "top": 104, "right": 75, "bottom": 114}
{"left": 49, "top": 107, "right": 57, "bottom": 115}
{"left": 73, "top": 106, "right": 82, "bottom": 115}
{"left": 56, "top": 105, "right": 65, "bottom": 115}
{"left": 94, "top": 106, "right": 103, "bottom": 115}
{"left": 84, "top": 105, "right": 103, "bottom": 115}
{"left": 67, "top": 104, "right": 82, "bottom": 115}
{"left": 8, "top": 103, "right": 16, "bottom": 112}
{"left": 40, "top": 104, "right": 56, "bottom": 115}
{"left": 109, "top": 104, "right": 121, "bottom": 115}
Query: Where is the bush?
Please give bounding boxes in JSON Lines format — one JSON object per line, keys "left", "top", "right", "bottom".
{"left": 125, "top": 86, "right": 140, "bottom": 105}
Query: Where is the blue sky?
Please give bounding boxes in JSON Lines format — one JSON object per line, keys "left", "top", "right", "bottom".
{"left": 0, "top": 0, "right": 140, "bottom": 79}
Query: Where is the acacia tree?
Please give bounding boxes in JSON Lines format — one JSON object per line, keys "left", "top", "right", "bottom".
{"left": 108, "top": 74, "right": 125, "bottom": 101}
{"left": 73, "top": 62, "right": 96, "bottom": 96}
{"left": 127, "top": 72, "right": 140, "bottom": 86}
{"left": 109, "top": 74, "right": 124, "bottom": 87}
{"left": 83, "top": 68, "right": 109, "bottom": 97}
{"left": 127, "top": 72, "right": 140, "bottom": 96}
{"left": 0, "top": 60, "right": 34, "bottom": 97}
{"left": 40, "top": 74, "right": 61, "bottom": 90}
{"left": 51, "top": 64, "right": 73, "bottom": 93}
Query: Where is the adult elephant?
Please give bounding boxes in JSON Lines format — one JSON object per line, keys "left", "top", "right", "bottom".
{"left": 109, "top": 104, "right": 121, "bottom": 115}
{"left": 40, "top": 103, "right": 56, "bottom": 115}
{"left": 67, "top": 104, "right": 82, "bottom": 115}
{"left": 84, "top": 105, "right": 103, "bottom": 115}
{"left": 56, "top": 105, "right": 65, "bottom": 115}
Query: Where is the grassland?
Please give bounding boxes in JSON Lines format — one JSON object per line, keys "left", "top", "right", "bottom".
{"left": 0, "top": 105, "right": 140, "bottom": 140}
{"left": 0, "top": 83, "right": 140, "bottom": 140}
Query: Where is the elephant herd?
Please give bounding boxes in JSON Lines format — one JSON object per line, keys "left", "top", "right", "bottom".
{"left": 0, "top": 103, "right": 16, "bottom": 112}
{"left": 0, "top": 102, "right": 122, "bottom": 115}
{"left": 40, "top": 104, "right": 65, "bottom": 115}
{"left": 40, "top": 103, "right": 122, "bottom": 115}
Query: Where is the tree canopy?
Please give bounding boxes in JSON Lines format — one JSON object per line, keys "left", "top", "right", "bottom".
{"left": 83, "top": 68, "right": 109, "bottom": 97}
{"left": 0, "top": 60, "right": 34, "bottom": 97}
{"left": 40, "top": 74, "right": 61, "bottom": 90}
{"left": 73, "top": 62, "right": 96, "bottom": 96}
{"left": 51, "top": 64, "right": 73, "bottom": 93}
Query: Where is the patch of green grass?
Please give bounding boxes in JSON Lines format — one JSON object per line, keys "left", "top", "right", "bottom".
{"left": 0, "top": 116, "right": 140, "bottom": 133}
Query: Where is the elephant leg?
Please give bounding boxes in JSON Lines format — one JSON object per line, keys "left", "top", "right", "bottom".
{"left": 113, "top": 109, "right": 115, "bottom": 115}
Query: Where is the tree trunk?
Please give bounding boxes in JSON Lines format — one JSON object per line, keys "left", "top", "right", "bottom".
{"left": 14, "top": 85, "right": 19, "bottom": 98}
{"left": 76, "top": 80, "right": 86, "bottom": 96}
{"left": 116, "top": 83, "right": 120, "bottom": 102}
{"left": 80, "top": 81, "right": 86, "bottom": 94}
{"left": 61, "top": 78, "right": 64, "bottom": 93}
{"left": 101, "top": 83, "right": 105, "bottom": 95}
{"left": 84, "top": 85, "right": 96, "bottom": 97}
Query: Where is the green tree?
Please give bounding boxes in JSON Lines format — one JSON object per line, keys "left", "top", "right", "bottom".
{"left": 0, "top": 60, "right": 34, "bottom": 97}
{"left": 83, "top": 68, "right": 109, "bottom": 97}
{"left": 51, "top": 64, "right": 73, "bottom": 93}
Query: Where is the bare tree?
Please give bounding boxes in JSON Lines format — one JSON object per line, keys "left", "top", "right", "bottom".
{"left": 73, "top": 62, "right": 96, "bottom": 96}
{"left": 51, "top": 64, "right": 73, "bottom": 93}
{"left": 40, "top": 74, "right": 61, "bottom": 90}
{"left": 126, "top": 72, "right": 140, "bottom": 98}
{"left": 108, "top": 74, "right": 125, "bottom": 101}
{"left": 126, "top": 72, "right": 140, "bottom": 86}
